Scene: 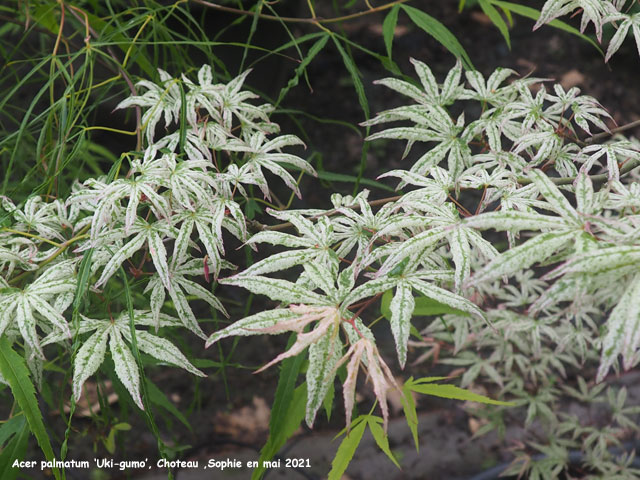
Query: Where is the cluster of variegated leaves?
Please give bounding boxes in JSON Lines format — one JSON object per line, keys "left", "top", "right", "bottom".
{"left": 208, "top": 61, "right": 640, "bottom": 448}
{"left": 359, "top": 60, "right": 640, "bottom": 475}
{"left": 207, "top": 58, "right": 640, "bottom": 464}
{"left": 535, "top": 0, "right": 640, "bottom": 62}
{"left": 0, "top": 65, "right": 316, "bottom": 410}
{"left": 1, "top": 57, "right": 640, "bottom": 461}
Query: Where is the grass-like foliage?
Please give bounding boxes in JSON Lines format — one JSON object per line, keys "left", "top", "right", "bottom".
{"left": 1, "top": 1, "right": 640, "bottom": 479}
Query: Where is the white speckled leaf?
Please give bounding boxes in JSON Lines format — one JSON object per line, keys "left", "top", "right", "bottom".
{"left": 124, "top": 330, "right": 205, "bottom": 377}
{"left": 449, "top": 227, "right": 470, "bottom": 293}
{"left": 529, "top": 169, "right": 579, "bottom": 224}
{"left": 110, "top": 330, "right": 144, "bottom": 410}
{"left": 205, "top": 309, "right": 300, "bottom": 347}
{"left": 470, "top": 231, "right": 575, "bottom": 286}
{"left": 220, "top": 276, "right": 326, "bottom": 305}
{"left": 305, "top": 324, "right": 342, "bottom": 427}
{"left": 95, "top": 233, "right": 146, "bottom": 288}
{"left": 148, "top": 230, "right": 171, "bottom": 292}
{"left": 378, "top": 227, "right": 447, "bottom": 277}
{"left": 389, "top": 281, "right": 415, "bottom": 368}
{"left": 73, "top": 326, "right": 110, "bottom": 401}
{"left": 597, "top": 275, "right": 640, "bottom": 381}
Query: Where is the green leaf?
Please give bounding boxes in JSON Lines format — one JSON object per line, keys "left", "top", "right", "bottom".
{"left": 381, "top": 290, "right": 470, "bottom": 319}
{"left": 401, "top": 5, "right": 474, "bottom": 69}
{"left": 489, "top": 1, "right": 603, "bottom": 54}
{"left": 145, "top": 379, "right": 192, "bottom": 431}
{"left": 0, "top": 417, "right": 29, "bottom": 480}
{"left": 479, "top": 0, "right": 511, "bottom": 48}
{"left": 409, "top": 382, "right": 515, "bottom": 405}
{"left": 332, "top": 37, "right": 370, "bottom": 119}
{"left": 401, "top": 379, "right": 419, "bottom": 451}
{"left": 328, "top": 417, "right": 368, "bottom": 480}
{"left": 0, "top": 338, "right": 60, "bottom": 480}
{"left": 253, "top": 382, "right": 307, "bottom": 480}
{"left": 383, "top": 5, "right": 401, "bottom": 60}
{"left": 0, "top": 416, "right": 26, "bottom": 448}
{"left": 276, "top": 34, "right": 330, "bottom": 107}
{"left": 367, "top": 416, "right": 401, "bottom": 469}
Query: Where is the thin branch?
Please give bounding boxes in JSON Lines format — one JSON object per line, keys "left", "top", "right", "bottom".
{"left": 189, "top": 0, "right": 409, "bottom": 25}
{"left": 585, "top": 118, "right": 640, "bottom": 144}
{"left": 518, "top": 157, "right": 640, "bottom": 186}
{"left": 249, "top": 152, "right": 640, "bottom": 233}
{"left": 65, "top": 5, "right": 143, "bottom": 150}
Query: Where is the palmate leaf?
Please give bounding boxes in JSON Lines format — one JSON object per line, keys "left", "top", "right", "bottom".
{"left": 71, "top": 311, "right": 203, "bottom": 410}
{"left": 328, "top": 416, "right": 367, "bottom": 480}
{"left": 328, "top": 414, "right": 400, "bottom": 480}
{"left": 605, "top": 13, "right": 640, "bottom": 62}
{"left": 0, "top": 261, "right": 76, "bottom": 357}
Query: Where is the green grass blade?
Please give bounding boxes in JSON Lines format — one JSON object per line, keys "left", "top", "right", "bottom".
{"left": 0, "top": 338, "right": 61, "bottom": 480}
{"left": 251, "top": 333, "right": 305, "bottom": 480}
{"left": 316, "top": 170, "right": 396, "bottom": 193}
{"left": 145, "top": 379, "right": 192, "bottom": 431}
{"left": 331, "top": 36, "right": 371, "bottom": 194}
{"left": 489, "top": 1, "right": 603, "bottom": 54}
{"left": 331, "top": 36, "right": 369, "bottom": 119}
{"left": 252, "top": 382, "right": 307, "bottom": 480}
{"left": 383, "top": 5, "right": 400, "bottom": 61}
{"left": 400, "top": 5, "right": 474, "bottom": 69}
{"left": 479, "top": 0, "right": 511, "bottom": 49}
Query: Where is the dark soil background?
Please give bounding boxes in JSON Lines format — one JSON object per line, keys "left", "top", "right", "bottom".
{"left": 9, "top": 1, "right": 640, "bottom": 479}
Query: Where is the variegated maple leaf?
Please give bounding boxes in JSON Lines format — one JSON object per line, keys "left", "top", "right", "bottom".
{"left": 0, "top": 259, "right": 76, "bottom": 358}
{"left": 44, "top": 310, "right": 205, "bottom": 410}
